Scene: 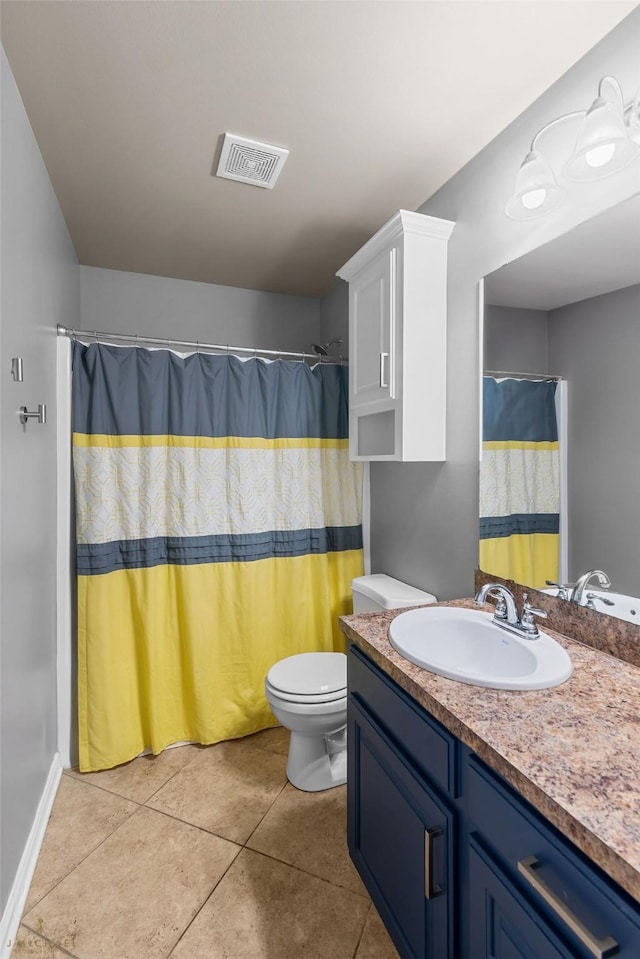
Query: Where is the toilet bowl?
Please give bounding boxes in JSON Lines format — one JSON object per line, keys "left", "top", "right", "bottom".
{"left": 265, "top": 652, "right": 347, "bottom": 792}
{"left": 265, "top": 575, "right": 437, "bottom": 792}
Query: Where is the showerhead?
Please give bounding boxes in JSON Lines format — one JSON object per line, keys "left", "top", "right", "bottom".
{"left": 310, "top": 337, "right": 342, "bottom": 357}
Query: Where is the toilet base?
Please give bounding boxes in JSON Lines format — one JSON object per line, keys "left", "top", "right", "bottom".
{"left": 286, "top": 727, "right": 347, "bottom": 792}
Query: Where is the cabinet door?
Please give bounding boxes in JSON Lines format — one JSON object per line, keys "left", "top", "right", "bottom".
{"left": 468, "top": 841, "right": 577, "bottom": 959}
{"left": 349, "top": 247, "right": 396, "bottom": 409}
{"left": 348, "top": 697, "right": 453, "bottom": 959}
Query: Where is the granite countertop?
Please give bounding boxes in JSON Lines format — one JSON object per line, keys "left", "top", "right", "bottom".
{"left": 340, "top": 598, "right": 640, "bottom": 903}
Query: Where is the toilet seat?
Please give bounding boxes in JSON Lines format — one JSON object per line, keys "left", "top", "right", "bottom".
{"left": 266, "top": 652, "right": 346, "bottom": 703}
{"left": 265, "top": 679, "right": 346, "bottom": 705}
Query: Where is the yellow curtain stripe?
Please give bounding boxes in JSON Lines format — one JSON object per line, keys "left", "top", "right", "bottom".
{"left": 73, "top": 432, "right": 349, "bottom": 451}
{"left": 479, "top": 533, "right": 559, "bottom": 591}
{"left": 483, "top": 440, "right": 559, "bottom": 452}
{"left": 77, "top": 549, "right": 364, "bottom": 772}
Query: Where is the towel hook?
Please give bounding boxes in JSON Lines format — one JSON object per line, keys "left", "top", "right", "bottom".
{"left": 19, "top": 404, "right": 47, "bottom": 427}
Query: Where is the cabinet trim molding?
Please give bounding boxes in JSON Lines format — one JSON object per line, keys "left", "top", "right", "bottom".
{"left": 337, "top": 209, "right": 455, "bottom": 282}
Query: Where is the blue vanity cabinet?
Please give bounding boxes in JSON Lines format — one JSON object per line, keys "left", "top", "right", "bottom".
{"left": 464, "top": 755, "right": 640, "bottom": 959}
{"left": 347, "top": 645, "right": 640, "bottom": 959}
{"left": 467, "top": 838, "right": 579, "bottom": 958}
{"left": 348, "top": 646, "right": 457, "bottom": 959}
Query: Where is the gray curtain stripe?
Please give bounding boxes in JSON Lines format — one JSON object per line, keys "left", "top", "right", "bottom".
{"left": 483, "top": 377, "right": 558, "bottom": 443}
{"left": 479, "top": 513, "right": 560, "bottom": 540}
{"left": 72, "top": 342, "right": 349, "bottom": 440}
{"left": 77, "top": 526, "right": 364, "bottom": 575}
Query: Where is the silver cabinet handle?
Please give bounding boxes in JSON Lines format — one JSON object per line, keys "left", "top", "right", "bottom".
{"left": 424, "top": 827, "right": 443, "bottom": 900}
{"left": 379, "top": 352, "right": 389, "bottom": 389}
{"left": 517, "top": 857, "right": 618, "bottom": 958}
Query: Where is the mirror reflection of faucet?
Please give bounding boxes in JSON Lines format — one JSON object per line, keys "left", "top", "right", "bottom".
{"left": 569, "top": 569, "right": 611, "bottom": 605}
{"left": 545, "top": 579, "right": 573, "bottom": 601}
{"left": 585, "top": 591, "right": 615, "bottom": 611}
{"left": 545, "top": 571, "right": 615, "bottom": 610}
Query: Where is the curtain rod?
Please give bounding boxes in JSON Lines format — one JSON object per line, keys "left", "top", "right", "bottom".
{"left": 484, "top": 369, "right": 561, "bottom": 382}
{"left": 56, "top": 324, "right": 348, "bottom": 365}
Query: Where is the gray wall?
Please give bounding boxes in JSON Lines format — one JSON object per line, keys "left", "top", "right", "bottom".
{"left": 484, "top": 305, "right": 549, "bottom": 375}
{"left": 0, "top": 49, "right": 80, "bottom": 912}
{"left": 549, "top": 284, "right": 640, "bottom": 595}
{"left": 319, "top": 279, "right": 349, "bottom": 358}
{"left": 80, "top": 266, "right": 321, "bottom": 353}
{"left": 366, "top": 9, "right": 640, "bottom": 601}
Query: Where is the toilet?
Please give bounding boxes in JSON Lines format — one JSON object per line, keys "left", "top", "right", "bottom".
{"left": 264, "top": 574, "right": 437, "bottom": 792}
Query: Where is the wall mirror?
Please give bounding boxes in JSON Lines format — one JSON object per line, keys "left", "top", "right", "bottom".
{"left": 481, "top": 193, "right": 640, "bottom": 623}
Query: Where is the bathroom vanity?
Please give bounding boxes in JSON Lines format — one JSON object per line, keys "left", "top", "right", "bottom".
{"left": 340, "top": 600, "right": 640, "bottom": 959}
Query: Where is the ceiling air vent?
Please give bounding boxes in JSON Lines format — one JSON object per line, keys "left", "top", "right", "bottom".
{"left": 215, "top": 134, "right": 289, "bottom": 189}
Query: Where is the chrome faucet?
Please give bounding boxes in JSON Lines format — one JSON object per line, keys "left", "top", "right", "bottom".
{"left": 474, "top": 583, "right": 547, "bottom": 639}
{"left": 475, "top": 583, "right": 519, "bottom": 625}
{"left": 570, "top": 569, "right": 611, "bottom": 606}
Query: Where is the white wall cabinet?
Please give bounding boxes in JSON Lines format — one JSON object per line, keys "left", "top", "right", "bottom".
{"left": 337, "top": 210, "right": 454, "bottom": 461}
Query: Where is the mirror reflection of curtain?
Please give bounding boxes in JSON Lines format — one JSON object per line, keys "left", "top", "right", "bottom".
{"left": 72, "top": 342, "right": 364, "bottom": 772}
{"left": 479, "top": 376, "right": 559, "bottom": 589}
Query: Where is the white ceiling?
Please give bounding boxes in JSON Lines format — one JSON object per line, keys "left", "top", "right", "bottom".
{"left": 484, "top": 192, "right": 640, "bottom": 310}
{"left": 1, "top": 1, "right": 636, "bottom": 297}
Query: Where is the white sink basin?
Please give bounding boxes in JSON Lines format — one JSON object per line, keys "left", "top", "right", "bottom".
{"left": 388, "top": 607, "right": 572, "bottom": 690}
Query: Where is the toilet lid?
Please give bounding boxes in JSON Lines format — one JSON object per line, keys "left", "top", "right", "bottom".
{"left": 266, "top": 652, "right": 346, "bottom": 697}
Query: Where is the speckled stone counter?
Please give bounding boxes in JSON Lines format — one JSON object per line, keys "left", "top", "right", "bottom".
{"left": 340, "top": 598, "right": 640, "bottom": 903}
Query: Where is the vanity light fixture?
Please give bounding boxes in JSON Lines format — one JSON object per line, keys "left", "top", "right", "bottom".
{"left": 506, "top": 76, "right": 640, "bottom": 221}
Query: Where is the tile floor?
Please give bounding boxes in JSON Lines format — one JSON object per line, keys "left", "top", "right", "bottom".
{"left": 14, "top": 726, "right": 400, "bottom": 959}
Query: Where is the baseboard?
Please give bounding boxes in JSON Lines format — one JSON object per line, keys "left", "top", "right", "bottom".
{"left": 0, "top": 753, "right": 62, "bottom": 958}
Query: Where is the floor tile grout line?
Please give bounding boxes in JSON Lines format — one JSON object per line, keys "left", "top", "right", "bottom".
{"left": 29, "top": 740, "right": 375, "bottom": 957}
{"left": 143, "top": 783, "right": 367, "bottom": 900}
{"left": 23, "top": 806, "right": 244, "bottom": 959}
{"left": 145, "top": 737, "right": 286, "bottom": 801}
{"left": 62, "top": 769, "right": 145, "bottom": 805}
{"left": 164, "top": 844, "right": 370, "bottom": 959}
{"left": 62, "top": 732, "right": 289, "bottom": 806}
{"left": 352, "top": 901, "right": 375, "bottom": 959}
{"left": 241, "top": 778, "right": 290, "bottom": 846}
{"left": 239, "top": 845, "right": 371, "bottom": 900}
{"left": 163, "top": 843, "right": 245, "bottom": 959}
{"left": 21, "top": 801, "right": 144, "bottom": 918}
{"left": 64, "top": 755, "right": 207, "bottom": 807}
{"left": 138, "top": 801, "right": 261, "bottom": 846}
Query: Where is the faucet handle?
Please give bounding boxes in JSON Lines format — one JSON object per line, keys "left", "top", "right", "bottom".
{"left": 585, "top": 591, "right": 615, "bottom": 609}
{"left": 521, "top": 593, "right": 548, "bottom": 636}
{"left": 545, "top": 579, "right": 574, "bottom": 600}
{"left": 493, "top": 594, "right": 508, "bottom": 620}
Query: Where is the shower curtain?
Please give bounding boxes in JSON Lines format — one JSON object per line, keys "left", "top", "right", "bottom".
{"left": 72, "top": 342, "right": 364, "bottom": 772}
{"left": 479, "top": 376, "right": 559, "bottom": 588}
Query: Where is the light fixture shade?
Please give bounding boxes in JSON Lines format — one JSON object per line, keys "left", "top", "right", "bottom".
{"left": 505, "top": 151, "right": 565, "bottom": 221}
{"left": 564, "top": 96, "right": 639, "bottom": 181}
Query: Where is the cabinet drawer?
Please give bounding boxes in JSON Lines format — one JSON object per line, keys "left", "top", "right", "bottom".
{"left": 467, "top": 756, "right": 640, "bottom": 957}
{"left": 468, "top": 838, "right": 576, "bottom": 958}
{"left": 348, "top": 645, "right": 456, "bottom": 796}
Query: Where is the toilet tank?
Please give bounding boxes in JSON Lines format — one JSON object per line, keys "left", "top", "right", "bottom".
{"left": 351, "top": 574, "right": 437, "bottom": 613}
